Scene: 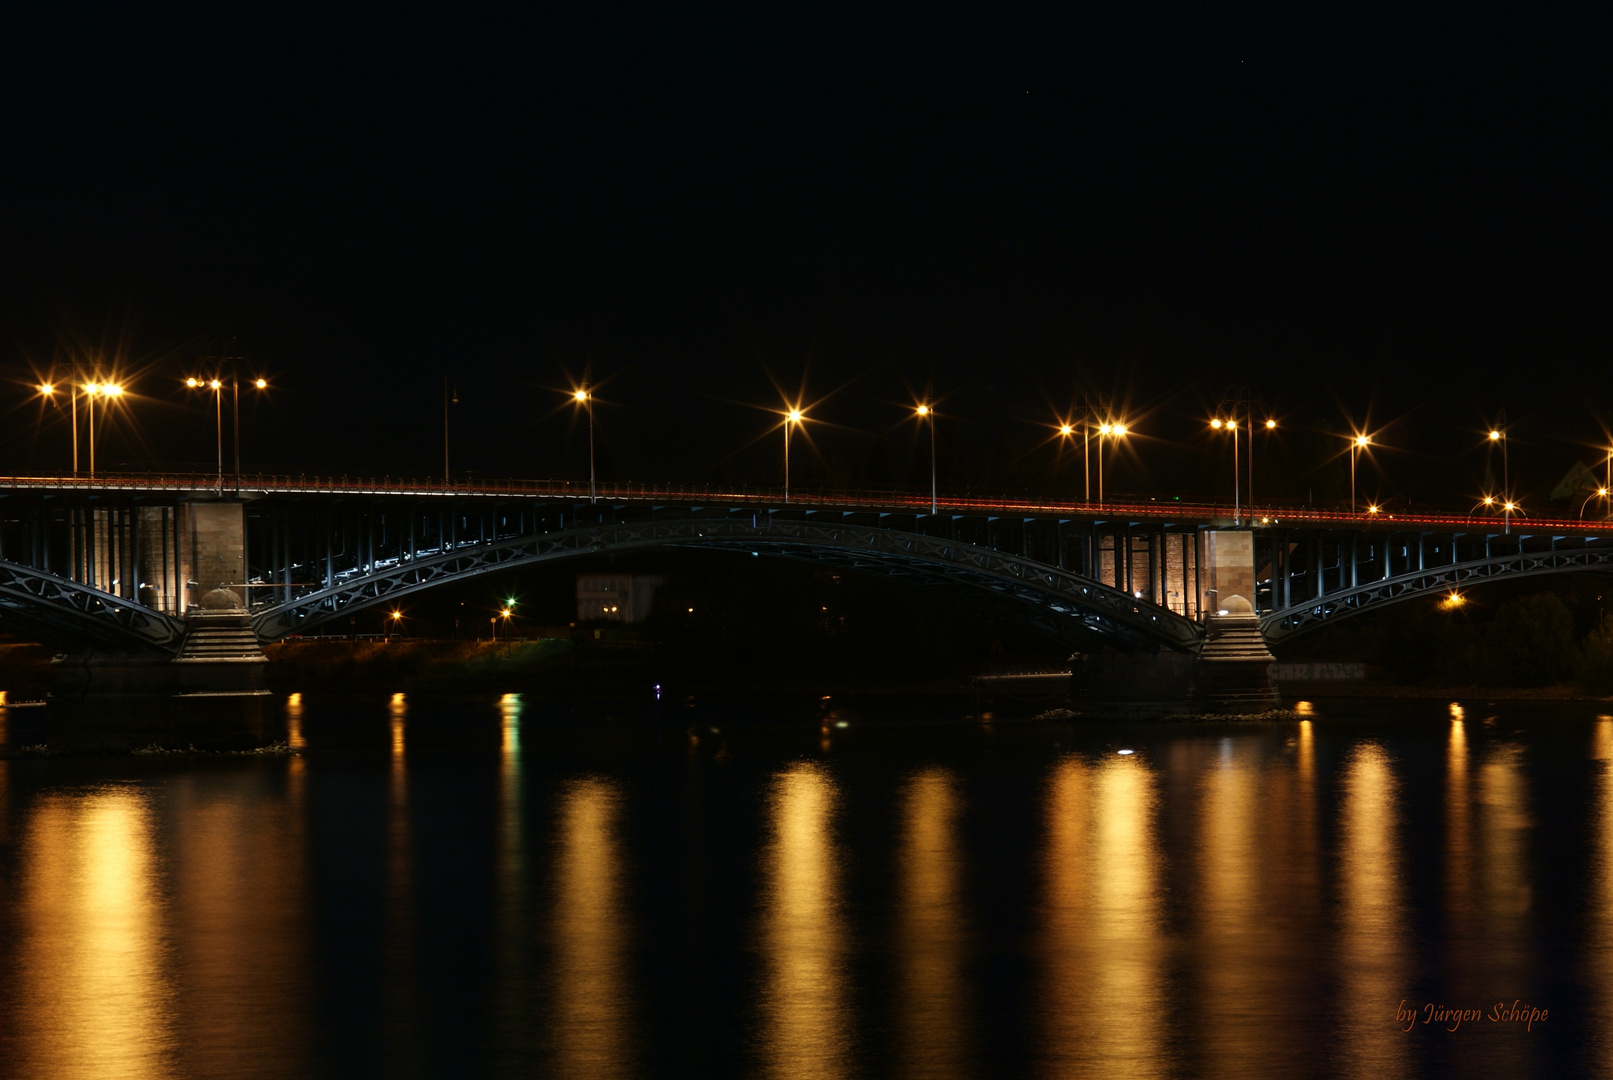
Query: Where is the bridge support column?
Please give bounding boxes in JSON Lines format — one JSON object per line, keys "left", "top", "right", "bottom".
{"left": 1198, "top": 528, "right": 1255, "bottom": 617}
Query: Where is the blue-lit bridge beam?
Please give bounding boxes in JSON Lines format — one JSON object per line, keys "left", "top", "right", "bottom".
{"left": 247, "top": 516, "right": 1206, "bottom": 652}
{"left": 1259, "top": 529, "right": 1613, "bottom": 643}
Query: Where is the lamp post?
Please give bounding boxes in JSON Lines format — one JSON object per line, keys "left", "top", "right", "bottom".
{"left": 1579, "top": 487, "right": 1610, "bottom": 520}
{"left": 784, "top": 408, "right": 803, "bottom": 503}
{"left": 1209, "top": 416, "right": 1241, "bottom": 524}
{"left": 574, "top": 388, "right": 595, "bottom": 503}
{"left": 916, "top": 403, "right": 936, "bottom": 515}
{"left": 1058, "top": 423, "right": 1077, "bottom": 506}
{"left": 1350, "top": 433, "right": 1370, "bottom": 513}
{"left": 188, "top": 377, "right": 225, "bottom": 490}
{"left": 1096, "top": 421, "right": 1127, "bottom": 508}
{"left": 233, "top": 376, "right": 268, "bottom": 489}
{"left": 84, "top": 381, "right": 122, "bottom": 479}
{"left": 1488, "top": 420, "right": 1509, "bottom": 535}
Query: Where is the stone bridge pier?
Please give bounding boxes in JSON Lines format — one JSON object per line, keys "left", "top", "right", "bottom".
{"left": 48, "top": 498, "right": 271, "bottom": 752}
{"left": 1072, "top": 526, "right": 1277, "bottom": 712}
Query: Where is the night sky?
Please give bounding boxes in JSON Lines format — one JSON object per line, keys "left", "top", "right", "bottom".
{"left": 3, "top": 7, "right": 1609, "bottom": 510}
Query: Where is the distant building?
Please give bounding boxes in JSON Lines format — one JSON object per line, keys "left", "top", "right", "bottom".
{"left": 575, "top": 574, "right": 666, "bottom": 623}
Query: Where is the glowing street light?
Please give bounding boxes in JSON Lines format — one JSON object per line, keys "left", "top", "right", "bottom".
{"left": 192, "top": 343, "right": 268, "bottom": 490}
{"left": 915, "top": 403, "right": 937, "bottom": 515}
{"left": 1349, "top": 433, "right": 1371, "bottom": 513}
{"left": 1487, "top": 414, "right": 1510, "bottom": 534}
{"left": 83, "top": 380, "right": 123, "bottom": 479}
{"left": 1581, "top": 487, "right": 1611, "bottom": 520}
{"left": 1211, "top": 390, "right": 1274, "bottom": 525}
{"left": 573, "top": 388, "right": 595, "bottom": 503}
{"left": 36, "top": 382, "right": 72, "bottom": 474}
{"left": 783, "top": 407, "right": 805, "bottom": 503}
{"left": 188, "top": 375, "right": 227, "bottom": 490}
{"left": 1096, "top": 421, "right": 1127, "bottom": 509}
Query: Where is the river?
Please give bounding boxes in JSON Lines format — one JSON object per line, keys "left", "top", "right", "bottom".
{"left": 0, "top": 693, "right": 1605, "bottom": 1078}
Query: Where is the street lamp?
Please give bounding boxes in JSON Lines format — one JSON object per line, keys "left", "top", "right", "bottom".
{"left": 1096, "top": 421, "right": 1127, "bottom": 509}
{"left": 84, "top": 381, "right": 122, "bottom": 479}
{"left": 784, "top": 407, "right": 804, "bottom": 503}
{"left": 573, "top": 388, "right": 596, "bottom": 503}
{"left": 36, "top": 382, "right": 73, "bottom": 474}
{"left": 1350, "top": 433, "right": 1370, "bottom": 513}
{"left": 1580, "top": 487, "right": 1610, "bottom": 520}
{"left": 188, "top": 376, "right": 226, "bottom": 490}
{"left": 1488, "top": 423, "right": 1510, "bottom": 535}
{"left": 1209, "top": 416, "right": 1242, "bottom": 524}
{"left": 915, "top": 403, "right": 936, "bottom": 515}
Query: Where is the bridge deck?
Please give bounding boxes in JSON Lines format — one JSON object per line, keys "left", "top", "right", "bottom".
{"left": 1, "top": 473, "right": 1606, "bottom": 534}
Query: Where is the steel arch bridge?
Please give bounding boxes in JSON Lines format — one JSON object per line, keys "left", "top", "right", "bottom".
{"left": 1261, "top": 541, "right": 1613, "bottom": 643}
{"left": 3, "top": 472, "right": 1613, "bottom": 656}
{"left": 248, "top": 517, "right": 1205, "bottom": 651}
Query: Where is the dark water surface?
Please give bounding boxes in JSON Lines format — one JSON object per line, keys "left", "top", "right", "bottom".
{"left": 1, "top": 693, "right": 1610, "bottom": 1078}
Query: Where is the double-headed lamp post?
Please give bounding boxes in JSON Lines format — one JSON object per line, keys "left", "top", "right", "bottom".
{"left": 84, "top": 381, "right": 123, "bottom": 479}
{"left": 574, "top": 389, "right": 595, "bottom": 503}
{"left": 784, "top": 407, "right": 804, "bottom": 503}
{"left": 1208, "top": 414, "right": 1277, "bottom": 525}
{"left": 1096, "top": 421, "right": 1127, "bottom": 509}
{"left": 916, "top": 403, "right": 937, "bottom": 515}
{"left": 188, "top": 377, "right": 225, "bottom": 489}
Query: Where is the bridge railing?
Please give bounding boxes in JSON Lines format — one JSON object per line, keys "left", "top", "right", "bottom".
{"left": 0, "top": 471, "right": 1609, "bottom": 532}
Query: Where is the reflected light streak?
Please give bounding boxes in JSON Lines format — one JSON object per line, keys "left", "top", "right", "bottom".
{"left": 285, "top": 692, "right": 305, "bottom": 751}
{"left": 1337, "top": 745, "right": 1406, "bottom": 1079}
{"left": 553, "top": 778, "right": 631, "bottom": 1080}
{"left": 1477, "top": 746, "right": 1532, "bottom": 922}
{"left": 896, "top": 768, "right": 971, "bottom": 1078}
{"left": 760, "top": 763, "right": 848, "bottom": 1080}
{"left": 1596, "top": 718, "right": 1613, "bottom": 1070}
{"left": 493, "top": 692, "right": 529, "bottom": 1060}
{"left": 1198, "top": 739, "right": 1267, "bottom": 1076}
{"left": 1042, "top": 755, "right": 1164, "bottom": 1079}
{"left": 1446, "top": 721, "right": 1473, "bottom": 927}
{"left": 390, "top": 692, "right": 406, "bottom": 767}
{"left": 17, "top": 790, "right": 176, "bottom": 1079}
{"left": 381, "top": 689, "right": 421, "bottom": 1069}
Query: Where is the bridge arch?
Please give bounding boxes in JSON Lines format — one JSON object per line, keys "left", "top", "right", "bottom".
{"left": 1261, "top": 544, "right": 1613, "bottom": 642}
{"left": 250, "top": 517, "right": 1205, "bottom": 652}
{"left": 0, "top": 560, "right": 185, "bottom": 652}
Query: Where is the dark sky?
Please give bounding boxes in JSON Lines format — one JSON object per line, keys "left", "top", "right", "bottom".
{"left": 2, "top": 7, "right": 1610, "bottom": 510}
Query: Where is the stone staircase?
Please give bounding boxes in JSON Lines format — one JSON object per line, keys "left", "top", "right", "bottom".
{"left": 1195, "top": 595, "right": 1280, "bottom": 710}
{"left": 175, "top": 613, "right": 267, "bottom": 662}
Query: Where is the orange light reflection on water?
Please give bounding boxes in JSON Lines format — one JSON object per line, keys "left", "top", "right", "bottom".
{"left": 16, "top": 789, "right": 175, "bottom": 1079}
{"left": 759, "top": 762, "right": 848, "bottom": 1080}
{"left": 896, "top": 767, "right": 970, "bottom": 1078}
{"left": 553, "top": 777, "right": 631, "bottom": 1079}
{"left": 1337, "top": 745, "right": 1406, "bottom": 1079}
{"left": 1042, "top": 753, "right": 1164, "bottom": 1079}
